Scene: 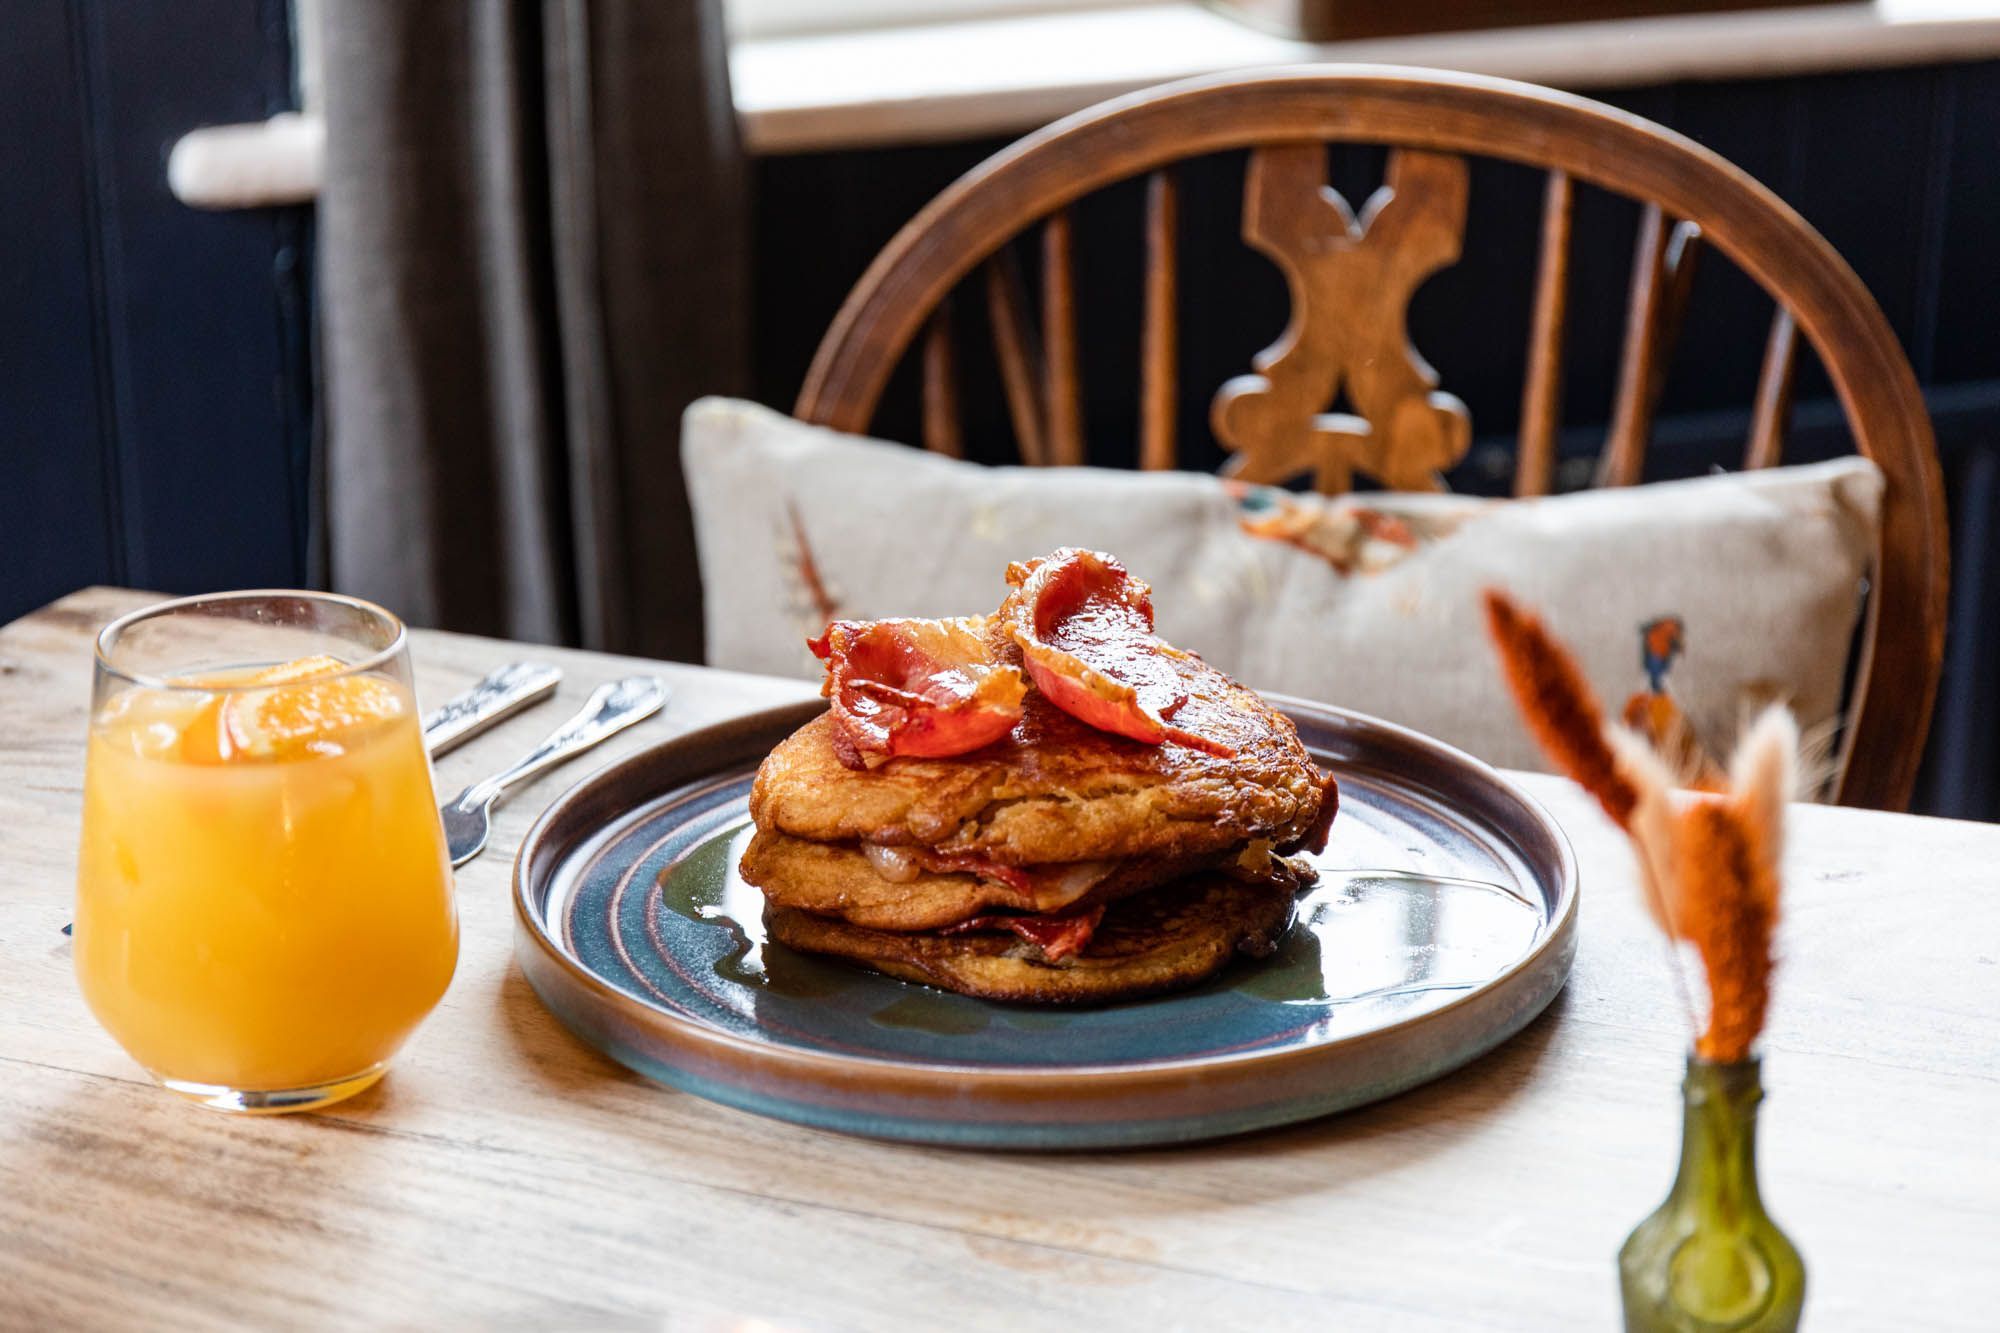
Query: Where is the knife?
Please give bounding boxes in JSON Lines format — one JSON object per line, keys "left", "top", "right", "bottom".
{"left": 423, "top": 662, "right": 564, "bottom": 757}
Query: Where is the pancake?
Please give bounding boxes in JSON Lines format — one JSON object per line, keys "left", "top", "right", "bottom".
{"left": 749, "top": 677, "right": 1325, "bottom": 864}
{"left": 739, "top": 828, "right": 1241, "bottom": 931}
{"left": 764, "top": 876, "right": 1298, "bottom": 1005}
{"left": 743, "top": 550, "right": 1339, "bottom": 1005}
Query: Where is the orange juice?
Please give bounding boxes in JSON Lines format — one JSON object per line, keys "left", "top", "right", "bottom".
{"left": 74, "top": 660, "right": 458, "bottom": 1101}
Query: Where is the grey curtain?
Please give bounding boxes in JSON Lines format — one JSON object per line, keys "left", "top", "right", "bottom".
{"left": 318, "top": 0, "right": 745, "bottom": 660}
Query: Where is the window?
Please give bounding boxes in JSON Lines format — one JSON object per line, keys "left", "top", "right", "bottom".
{"left": 728, "top": 0, "right": 1154, "bottom": 41}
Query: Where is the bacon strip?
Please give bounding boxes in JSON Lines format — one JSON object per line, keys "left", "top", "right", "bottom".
{"left": 945, "top": 904, "right": 1107, "bottom": 962}
{"left": 810, "top": 617, "right": 1027, "bottom": 770}
{"left": 905, "top": 849, "right": 1118, "bottom": 911}
{"left": 999, "top": 549, "right": 1234, "bottom": 757}
{"left": 909, "top": 850, "right": 1037, "bottom": 896}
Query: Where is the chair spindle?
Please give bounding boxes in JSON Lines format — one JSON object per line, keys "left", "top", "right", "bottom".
{"left": 983, "top": 252, "right": 1047, "bottom": 466}
{"left": 1745, "top": 308, "right": 1799, "bottom": 469}
{"left": 1516, "top": 170, "right": 1573, "bottom": 497}
{"left": 920, "top": 303, "right": 964, "bottom": 459}
{"left": 1140, "top": 170, "right": 1178, "bottom": 472}
{"left": 1599, "top": 203, "right": 1672, "bottom": 487}
{"left": 1647, "top": 220, "right": 1703, "bottom": 406}
{"left": 1043, "top": 210, "right": 1085, "bottom": 466}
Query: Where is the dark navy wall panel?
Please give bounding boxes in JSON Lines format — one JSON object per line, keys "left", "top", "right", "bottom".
{"left": 1778, "top": 68, "right": 1948, "bottom": 401}
{"left": 0, "top": 0, "right": 310, "bottom": 625}
{"left": 1, "top": 1, "right": 121, "bottom": 606}
{"left": 1932, "top": 65, "right": 2000, "bottom": 388}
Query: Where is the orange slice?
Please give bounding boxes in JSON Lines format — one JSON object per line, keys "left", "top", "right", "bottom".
{"left": 215, "top": 655, "right": 406, "bottom": 760}
{"left": 234, "top": 654, "right": 349, "bottom": 687}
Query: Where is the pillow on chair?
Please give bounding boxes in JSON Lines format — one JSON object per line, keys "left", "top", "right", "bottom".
{"left": 682, "top": 397, "right": 1882, "bottom": 775}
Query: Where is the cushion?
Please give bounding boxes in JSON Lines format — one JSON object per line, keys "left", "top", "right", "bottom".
{"left": 682, "top": 397, "right": 1883, "bottom": 776}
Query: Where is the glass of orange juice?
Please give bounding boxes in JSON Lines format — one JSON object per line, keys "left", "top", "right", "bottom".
{"left": 75, "top": 591, "right": 459, "bottom": 1113}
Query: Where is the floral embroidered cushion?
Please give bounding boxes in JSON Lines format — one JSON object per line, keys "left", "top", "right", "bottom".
{"left": 682, "top": 397, "right": 1882, "bottom": 777}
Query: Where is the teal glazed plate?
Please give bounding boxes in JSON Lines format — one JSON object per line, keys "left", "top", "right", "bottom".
{"left": 513, "top": 698, "right": 1578, "bottom": 1149}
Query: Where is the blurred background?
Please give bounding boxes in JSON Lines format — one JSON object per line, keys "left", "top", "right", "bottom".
{"left": 3, "top": 0, "right": 1994, "bottom": 816}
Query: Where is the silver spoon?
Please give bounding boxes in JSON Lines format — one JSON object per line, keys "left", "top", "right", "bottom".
{"left": 440, "top": 676, "right": 669, "bottom": 867}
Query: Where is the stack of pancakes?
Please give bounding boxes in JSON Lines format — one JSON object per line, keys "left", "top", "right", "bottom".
{"left": 742, "top": 639, "right": 1335, "bottom": 1004}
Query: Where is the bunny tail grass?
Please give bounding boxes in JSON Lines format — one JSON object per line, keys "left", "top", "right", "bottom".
{"left": 1608, "top": 722, "right": 1703, "bottom": 1042}
{"left": 1481, "top": 589, "right": 1637, "bottom": 828}
{"left": 1675, "top": 799, "right": 1779, "bottom": 1064}
{"left": 1606, "top": 724, "right": 1682, "bottom": 937}
{"left": 1731, "top": 704, "right": 1799, "bottom": 890}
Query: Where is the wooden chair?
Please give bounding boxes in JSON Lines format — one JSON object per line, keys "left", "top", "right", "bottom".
{"left": 794, "top": 65, "right": 1947, "bottom": 811}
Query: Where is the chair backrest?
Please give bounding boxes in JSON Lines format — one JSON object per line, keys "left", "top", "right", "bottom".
{"left": 794, "top": 65, "right": 1947, "bottom": 811}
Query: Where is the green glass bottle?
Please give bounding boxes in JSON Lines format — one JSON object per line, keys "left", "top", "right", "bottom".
{"left": 1619, "top": 1056, "right": 1806, "bottom": 1332}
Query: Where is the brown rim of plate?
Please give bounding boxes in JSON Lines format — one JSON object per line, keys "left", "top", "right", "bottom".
{"left": 510, "top": 695, "right": 1579, "bottom": 1113}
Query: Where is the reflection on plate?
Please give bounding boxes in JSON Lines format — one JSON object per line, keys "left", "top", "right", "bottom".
{"left": 515, "top": 698, "right": 1577, "bottom": 1149}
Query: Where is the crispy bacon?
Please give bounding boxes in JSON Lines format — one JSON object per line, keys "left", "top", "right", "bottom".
{"left": 945, "top": 904, "right": 1107, "bottom": 962}
{"left": 810, "top": 617, "right": 1026, "bottom": 770}
{"left": 904, "top": 849, "right": 1117, "bottom": 910}
{"left": 910, "top": 850, "right": 1037, "bottom": 896}
{"left": 1000, "top": 549, "right": 1235, "bottom": 757}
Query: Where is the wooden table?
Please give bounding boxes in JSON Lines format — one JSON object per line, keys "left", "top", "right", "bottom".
{"left": 4, "top": 588, "right": 1995, "bottom": 1330}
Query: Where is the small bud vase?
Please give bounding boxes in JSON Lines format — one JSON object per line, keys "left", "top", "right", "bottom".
{"left": 1618, "top": 1055, "right": 1806, "bottom": 1332}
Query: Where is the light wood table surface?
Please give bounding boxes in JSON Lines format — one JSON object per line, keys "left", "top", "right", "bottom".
{"left": 3, "top": 588, "right": 1995, "bottom": 1331}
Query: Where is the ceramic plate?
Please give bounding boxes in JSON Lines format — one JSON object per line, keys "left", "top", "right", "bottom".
{"left": 513, "top": 698, "right": 1577, "bottom": 1149}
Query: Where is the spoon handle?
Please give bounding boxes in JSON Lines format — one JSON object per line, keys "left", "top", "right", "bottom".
{"left": 451, "top": 676, "right": 669, "bottom": 813}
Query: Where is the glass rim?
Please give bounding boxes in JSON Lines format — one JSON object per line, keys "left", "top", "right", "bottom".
{"left": 93, "top": 589, "right": 409, "bottom": 693}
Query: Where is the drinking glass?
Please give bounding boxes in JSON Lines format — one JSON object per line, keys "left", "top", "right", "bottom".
{"left": 74, "top": 591, "right": 459, "bottom": 1112}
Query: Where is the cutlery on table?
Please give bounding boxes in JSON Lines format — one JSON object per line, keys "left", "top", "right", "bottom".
{"left": 440, "top": 676, "right": 669, "bottom": 868}
{"left": 423, "top": 661, "right": 563, "bottom": 756}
